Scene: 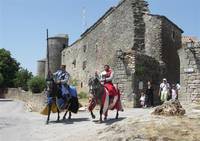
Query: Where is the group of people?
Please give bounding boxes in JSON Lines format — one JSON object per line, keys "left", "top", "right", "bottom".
{"left": 140, "top": 78, "right": 181, "bottom": 108}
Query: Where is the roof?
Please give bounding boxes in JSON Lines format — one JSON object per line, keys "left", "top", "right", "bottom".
{"left": 148, "top": 14, "right": 184, "bottom": 33}
{"left": 182, "top": 36, "right": 199, "bottom": 43}
{"left": 48, "top": 34, "right": 68, "bottom": 40}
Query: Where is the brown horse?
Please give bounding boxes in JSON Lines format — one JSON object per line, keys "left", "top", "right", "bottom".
{"left": 88, "top": 76, "right": 122, "bottom": 123}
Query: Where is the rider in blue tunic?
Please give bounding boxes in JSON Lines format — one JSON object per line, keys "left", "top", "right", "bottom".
{"left": 53, "top": 65, "right": 70, "bottom": 99}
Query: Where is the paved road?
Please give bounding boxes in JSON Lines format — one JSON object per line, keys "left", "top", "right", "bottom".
{"left": 0, "top": 100, "right": 152, "bottom": 141}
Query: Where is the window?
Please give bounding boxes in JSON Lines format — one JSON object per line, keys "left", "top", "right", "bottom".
{"left": 82, "top": 61, "right": 87, "bottom": 70}
{"left": 95, "top": 43, "right": 98, "bottom": 53}
{"left": 172, "top": 30, "right": 175, "bottom": 40}
{"left": 81, "top": 82, "right": 83, "bottom": 88}
{"left": 83, "top": 45, "right": 87, "bottom": 52}
{"left": 72, "top": 59, "right": 76, "bottom": 68}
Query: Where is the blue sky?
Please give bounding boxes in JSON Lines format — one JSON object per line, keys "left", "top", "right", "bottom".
{"left": 0, "top": 0, "right": 199, "bottom": 75}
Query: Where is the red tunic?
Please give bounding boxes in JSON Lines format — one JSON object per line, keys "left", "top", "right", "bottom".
{"left": 103, "top": 69, "right": 117, "bottom": 97}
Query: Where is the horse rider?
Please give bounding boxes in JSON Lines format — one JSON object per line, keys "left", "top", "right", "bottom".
{"left": 53, "top": 65, "right": 71, "bottom": 100}
{"left": 100, "top": 65, "right": 120, "bottom": 110}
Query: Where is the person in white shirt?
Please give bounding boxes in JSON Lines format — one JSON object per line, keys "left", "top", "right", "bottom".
{"left": 140, "top": 92, "right": 146, "bottom": 108}
{"left": 159, "top": 78, "right": 170, "bottom": 103}
{"left": 171, "top": 84, "right": 178, "bottom": 100}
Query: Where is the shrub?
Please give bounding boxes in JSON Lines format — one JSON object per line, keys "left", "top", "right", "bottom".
{"left": 70, "top": 78, "right": 78, "bottom": 86}
{"left": 78, "top": 91, "right": 88, "bottom": 99}
{"left": 28, "top": 76, "right": 45, "bottom": 93}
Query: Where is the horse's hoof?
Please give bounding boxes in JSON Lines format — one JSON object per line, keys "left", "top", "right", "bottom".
{"left": 68, "top": 116, "right": 71, "bottom": 120}
{"left": 104, "top": 117, "right": 107, "bottom": 121}
{"left": 98, "top": 120, "right": 102, "bottom": 124}
{"left": 92, "top": 115, "right": 96, "bottom": 119}
{"left": 115, "top": 116, "right": 119, "bottom": 119}
{"left": 62, "top": 117, "right": 66, "bottom": 121}
{"left": 46, "top": 121, "right": 49, "bottom": 125}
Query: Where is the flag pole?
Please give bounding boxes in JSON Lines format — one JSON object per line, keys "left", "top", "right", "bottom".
{"left": 46, "top": 29, "right": 50, "bottom": 77}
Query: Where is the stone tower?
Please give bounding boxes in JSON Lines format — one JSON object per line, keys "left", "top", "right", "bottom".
{"left": 45, "top": 34, "right": 69, "bottom": 76}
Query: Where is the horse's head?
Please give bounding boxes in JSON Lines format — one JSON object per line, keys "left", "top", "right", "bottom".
{"left": 46, "top": 77, "right": 60, "bottom": 97}
{"left": 88, "top": 75, "right": 102, "bottom": 97}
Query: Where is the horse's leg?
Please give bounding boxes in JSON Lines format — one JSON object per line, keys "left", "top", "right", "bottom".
{"left": 46, "top": 104, "right": 51, "bottom": 124}
{"left": 115, "top": 110, "right": 119, "bottom": 119}
{"left": 68, "top": 112, "right": 71, "bottom": 119}
{"left": 104, "top": 111, "right": 108, "bottom": 121}
{"left": 99, "top": 105, "right": 103, "bottom": 123}
{"left": 63, "top": 110, "right": 68, "bottom": 120}
{"left": 56, "top": 107, "right": 60, "bottom": 122}
{"left": 90, "top": 111, "right": 96, "bottom": 119}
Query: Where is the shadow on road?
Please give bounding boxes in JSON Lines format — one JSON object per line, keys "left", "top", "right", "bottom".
{"left": 49, "top": 118, "right": 90, "bottom": 125}
{"left": 92, "top": 117, "right": 126, "bottom": 125}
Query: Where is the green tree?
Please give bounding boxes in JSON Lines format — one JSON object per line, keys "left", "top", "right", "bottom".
{"left": 0, "top": 48, "right": 20, "bottom": 87}
{"left": 0, "top": 73, "right": 4, "bottom": 86}
{"left": 28, "top": 76, "right": 46, "bottom": 93}
{"left": 14, "top": 68, "right": 33, "bottom": 91}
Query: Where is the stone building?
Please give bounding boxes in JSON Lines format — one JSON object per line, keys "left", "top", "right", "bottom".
{"left": 38, "top": 0, "right": 183, "bottom": 107}
{"left": 179, "top": 36, "right": 200, "bottom": 103}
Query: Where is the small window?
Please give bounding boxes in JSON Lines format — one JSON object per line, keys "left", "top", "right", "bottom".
{"left": 81, "top": 82, "right": 83, "bottom": 88}
{"left": 83, "top": 45, "right": 87, "bottom": 52}
{"left": 95, "top": 43, "right": 98, "bottom": 53}
{"left": 172, "top": 30, "right": 175, "bottom": 40}
{"left": 82, "top": 61, "right": 87, "bottom": 70}
{"left": 63, "top": 44, "right": 66, "bottom": 49}
{"left": 72, "top": 59, "right": 76, "bottom": 68}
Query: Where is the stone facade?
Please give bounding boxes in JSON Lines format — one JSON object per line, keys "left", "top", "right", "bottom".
{"left": 38, "top": 0, "right": 183, "bottom": 107}
{"left": 179, "top": 38, "right": 200, "bottom": 103}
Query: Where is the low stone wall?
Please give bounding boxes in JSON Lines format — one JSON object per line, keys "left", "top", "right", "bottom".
{"left": 4, "top": 88, "right": 47, "bottom": 112}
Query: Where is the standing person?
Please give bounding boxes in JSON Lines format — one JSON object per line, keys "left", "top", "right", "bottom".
{"left": 171, "top": 84, "right": 178, "bottom": 100}
{"left": 140, "top": 92, "right": 146, "bottom": 108}
{"left": 176, "top": 81, "right": 181, "bottom": 99}
{"left": 145, "top": 81, "right": 154, "bottom": 107}
{"left": 158, "top": 78, "right": 170, "bottom": 103}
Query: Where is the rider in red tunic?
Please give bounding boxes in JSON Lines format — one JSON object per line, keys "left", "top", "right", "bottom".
{"left": 100, "top": 65, "right": 122, "bottom": 110}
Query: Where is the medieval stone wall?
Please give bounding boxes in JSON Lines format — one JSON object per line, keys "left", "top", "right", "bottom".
{"left": 62, "top": 0, "right": 136, "bottom": 91}
{"left": 144, "top": 14, "right": 162, "bottom": 61}
{"left": 179, "top": 45, "right": 200, "bottom": 103}
{"left": 161, "top": 17, "right": 182, "bottom": 84}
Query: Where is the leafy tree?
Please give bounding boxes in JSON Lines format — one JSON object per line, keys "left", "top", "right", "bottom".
{"left": 0, "top": 73, "right": 4, "bottom": 86}
{"left": 14, "top": 68, "right": 33, "bottom": 91}
{"left": 0, "top": 48, "right": 20, "bottom": 87}
{"left": 28, "top": 76, "right": 46, "bottom": 93}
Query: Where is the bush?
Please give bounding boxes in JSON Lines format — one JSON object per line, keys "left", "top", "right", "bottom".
{"left": 70, "top": 78, "right": 78, "bottom": 86}
{"left": 78, "top": 91, "right": 88, "bottom": 99}
{"left": 28, "top": 76, "right": 45, "bottom": 93}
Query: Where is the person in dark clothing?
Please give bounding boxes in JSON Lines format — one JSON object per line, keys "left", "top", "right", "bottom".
{"left": 145, "top": 81, "right": 154, "bottom": 107}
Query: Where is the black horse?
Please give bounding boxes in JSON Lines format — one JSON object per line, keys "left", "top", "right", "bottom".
{"left": 45, "top": 78, "right": 79, "bottom": 124}
{"left": 88, "top": 76, "right": 121, "bottom": 123}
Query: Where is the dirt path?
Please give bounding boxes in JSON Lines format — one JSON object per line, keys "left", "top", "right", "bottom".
{"left": 0, "top": 100, "right": 150, "bottom": 141}
{"left": 0, "top": 100, "right": 200, "bottom": 141}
